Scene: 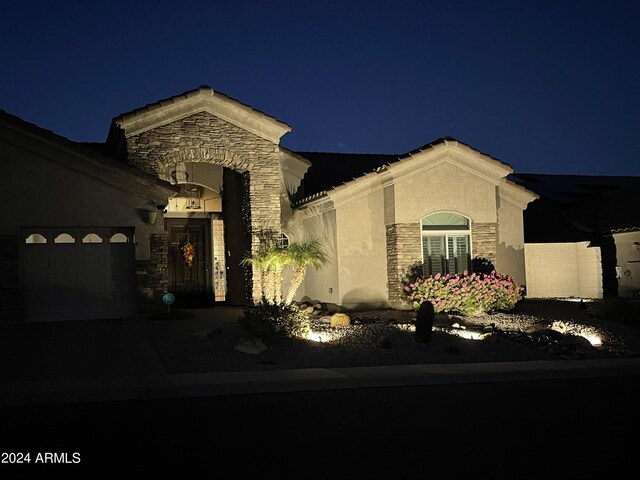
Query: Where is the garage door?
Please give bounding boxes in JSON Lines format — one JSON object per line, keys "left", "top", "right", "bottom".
{"left": 21, "top": 228, "right": 135, "bottom": 322}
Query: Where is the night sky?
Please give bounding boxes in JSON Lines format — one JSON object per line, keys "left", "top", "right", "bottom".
{"left": 1, "top": 0, "right": 638, "bottom": 176}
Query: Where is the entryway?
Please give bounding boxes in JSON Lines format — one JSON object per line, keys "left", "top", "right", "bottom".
{"left": 166, "top": 218, "right": 213, "bottom": 307}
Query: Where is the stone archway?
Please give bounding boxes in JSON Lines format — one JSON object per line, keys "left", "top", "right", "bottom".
{"left": 111, "top": 96, "right": 290, "bottom": 304}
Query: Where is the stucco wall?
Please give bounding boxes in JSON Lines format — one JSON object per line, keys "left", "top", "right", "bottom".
{"left": 297, "top": 207, "right": 340, "bottom": 306}
{"left": 614, "top": 231, "right": 640, "bottom": 298}
{"left": 0, "top": 124, "right": 175, "bottom": 314}
{"left": 394, "top": 161, "right": 498, "bottom": 225}
{"left": 0, "top": 136, "right": 167, "bottom": 261}
{"left": 334, "top": 188, "right": 388, "bottom": 308}
{"left": 496, "top": 196, "right": 527, "bottom": 285}
{"left": 524, "top": 242, "right": 603, "bottom": 299}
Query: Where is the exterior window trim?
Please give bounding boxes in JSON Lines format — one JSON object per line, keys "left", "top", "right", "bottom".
{"left": 420, "top": 212, "right": 473, "bottom": 276}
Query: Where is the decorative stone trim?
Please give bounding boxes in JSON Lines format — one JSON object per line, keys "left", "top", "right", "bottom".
{"left": 136, "top": 233, "right": 169, "bottom": 309}
{"left": 471, "top": 222, "right": 497, "bottom": 265}
{"left": 123, "top": 111, "right": 283, "bottom": 304}
{"left": 386, "top": 223, "right": 422, "bottom": 304}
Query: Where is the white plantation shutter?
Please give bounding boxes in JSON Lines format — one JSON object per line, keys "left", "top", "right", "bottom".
{"left": 451, "top": 235, "right": 471, "bottom": 273}
{"left": 423, "top": 235, "right": 446, "bottom": 276}
{"left": 421, "top": 213, "right": 472, "bottom": 276}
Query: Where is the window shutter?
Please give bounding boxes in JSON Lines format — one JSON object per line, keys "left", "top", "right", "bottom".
{"left": 423, "top": 236, "right": 445, "bottom": 276}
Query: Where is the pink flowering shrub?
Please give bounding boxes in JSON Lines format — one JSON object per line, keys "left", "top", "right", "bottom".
{"left": 403, "top": 271, "right": 524, "bottom": 316}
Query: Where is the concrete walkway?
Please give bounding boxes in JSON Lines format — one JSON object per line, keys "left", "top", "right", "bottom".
{"left": 2, "top": 357, "right": 639, "bottom": 407}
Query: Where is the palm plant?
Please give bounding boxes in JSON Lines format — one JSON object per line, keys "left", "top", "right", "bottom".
{"left": 240, "top": 242, "right": 288, "bottom": 304}
{"left": 284, "top": 239, "right": 329, "bottom": 305}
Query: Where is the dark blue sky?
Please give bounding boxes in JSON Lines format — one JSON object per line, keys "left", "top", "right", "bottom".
{"left": 1, "top": 0, "right": 638, "bottom": 175}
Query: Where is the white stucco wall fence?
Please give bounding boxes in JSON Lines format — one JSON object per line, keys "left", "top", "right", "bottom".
{"left": 524, "top": 242, "right": 603, "bottom": 299}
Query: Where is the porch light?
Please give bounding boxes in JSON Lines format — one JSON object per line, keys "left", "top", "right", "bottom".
{"left": 184, "top": 162, "right": 202, "bottom": 210}
{"left": 184, "top": 184, "right": 202, "bottom": 210}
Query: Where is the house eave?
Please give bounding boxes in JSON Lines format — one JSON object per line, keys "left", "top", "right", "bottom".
{"left": 1, "top": 111, "right": 179, "bottom": 203}
{"left": 112, "top": 86, "right": 292, "bottom": 144}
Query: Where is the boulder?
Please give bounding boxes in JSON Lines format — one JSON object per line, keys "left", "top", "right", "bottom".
{"left": 234, "top": 338, "right": 267, "bottom": 355}
{"left": 330, "top": 313, "right": 351, "bottom": 327}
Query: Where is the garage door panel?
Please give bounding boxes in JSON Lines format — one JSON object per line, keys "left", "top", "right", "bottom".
{"left": 22, "top": 228, "right": 135, "bottom": 322}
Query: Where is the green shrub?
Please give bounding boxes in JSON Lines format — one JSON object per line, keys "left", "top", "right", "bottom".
{"left": 403, "top": 271, "right": 524, "bottom": 316}
{"left": 240, "top": 302, "right": 311, "bottom": 339}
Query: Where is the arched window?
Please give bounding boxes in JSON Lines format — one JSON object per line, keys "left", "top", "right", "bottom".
{"left": 110, "top": 233, "right": 129, "bottom": 243}
{"left": 25, "top": 233, "right": 47, "bottom": 244}
{"left": 54, "top": 233, "right": 75, "bottom": 244}
{"left": 82, "top": 233, "right": 103, "bottom": 244}
{"left": 421, "top": 212, "right": 471, "bottom": 276}
{"left": 279, "top": 233, "right": 290, "bottom": 249}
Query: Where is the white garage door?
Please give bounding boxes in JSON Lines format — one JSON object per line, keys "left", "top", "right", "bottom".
{"left": 21, "top": 228, "right": 135, "bottom": 322}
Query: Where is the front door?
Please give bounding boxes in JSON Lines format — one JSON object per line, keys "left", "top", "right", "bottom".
{"left": 166, "top": 219, "right": 211, "bottom": 305}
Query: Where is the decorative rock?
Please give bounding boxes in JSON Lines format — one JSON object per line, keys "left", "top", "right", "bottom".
{"left": 330, "top": 313, "right": 351, "bottom": 327}
{"left": 304, "top": 306, "right": 315, "bottom": 314}
{"left": 234, "top": 338, "right": 267, "bottom": 355}
{"left": 319, "top": 316, "right": 333, "bottom": 324}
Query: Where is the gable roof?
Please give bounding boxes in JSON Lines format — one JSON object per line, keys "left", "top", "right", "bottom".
{"left": 108, "top": 85, "right": 291, "bottom": 145}
{"left": 293, "top": 137, "right": 515, "bottom": 206}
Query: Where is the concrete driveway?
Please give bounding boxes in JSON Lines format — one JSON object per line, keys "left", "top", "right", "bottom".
{"left": 0, "top": 317, "right": 166, "bottom": 382}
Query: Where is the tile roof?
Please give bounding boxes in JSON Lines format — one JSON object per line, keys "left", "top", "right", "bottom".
{"left": 112, "top": 85, "right": 289, "bottom": 129}
{"left": 293, "top": 137, "right": 513, "bottom": 205}
{"left": 0, "top": 108, "right": 179, "bottom": 194}
{"left": 511, "top": 173, "right": 640, "bottom": 240}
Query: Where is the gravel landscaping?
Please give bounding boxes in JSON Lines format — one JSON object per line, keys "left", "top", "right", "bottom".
{"left": 140, "top": 299, "right": 640, "bottom": 375}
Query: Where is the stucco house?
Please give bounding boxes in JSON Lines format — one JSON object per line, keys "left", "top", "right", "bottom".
{"left": 291, "top": 143, "right": 538, "bottom": 309}
{"left": 2, "top": 84, "right": 598, "bottom": 322}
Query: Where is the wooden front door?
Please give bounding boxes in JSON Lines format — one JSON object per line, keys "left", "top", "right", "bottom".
{"left": 166, "top": 219, "right": 211, "bottom": 304}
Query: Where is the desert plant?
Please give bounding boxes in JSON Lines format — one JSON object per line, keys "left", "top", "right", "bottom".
{"left": 284, "top": 239, "right": 329, "bottom": 304}
{"left": 403, "top": 271, "right": 524, "bottom": 316}
{"left": 241, "top": 242, "right": 288, "bottom": 304}
{"left": 240, "top": 302, "right": 311, "bottom": 339}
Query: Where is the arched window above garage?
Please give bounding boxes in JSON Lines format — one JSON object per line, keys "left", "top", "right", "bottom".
{"left": 110, "top": 233, "right": 129, "bottom": 243}
{"left": 54, "top": 233, "right": 75, "bottom": 244}
{"left": 25, "top": 233, "right": 47, "bottom": 244}
{"left": 82, "top": 233, "right": 103, "bottom": 244}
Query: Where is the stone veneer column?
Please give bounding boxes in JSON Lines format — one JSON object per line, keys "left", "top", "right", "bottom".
{"left": 386, "top": 223, "right": 422, "bottom": 305}
{"left": 124, "top": 112, "right": 282, "bottom": 304}
{"left": 471, "top": 222, "right": 497, "bottom": 265}
{"left": 136, "top": 233, "right": 169, "bottom": 309}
